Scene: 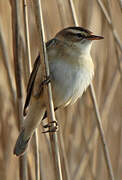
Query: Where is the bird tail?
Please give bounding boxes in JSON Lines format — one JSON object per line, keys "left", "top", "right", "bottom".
{"left": 13, "top": 128, "right": 30, "bottom": 156}
{"left": 14, "top": 98, "right": 46, "bottom": 156}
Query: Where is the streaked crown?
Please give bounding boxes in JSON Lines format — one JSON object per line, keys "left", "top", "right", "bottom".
{"left": 55, "top": 26, "right": 104, "bottom": 43}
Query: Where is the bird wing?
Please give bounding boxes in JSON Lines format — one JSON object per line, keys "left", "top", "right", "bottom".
{"left": 23, "top": 38, "right": 56, "bottom": 116}
{"left": 23, "top": 55, "right": 40, "bottom": 116}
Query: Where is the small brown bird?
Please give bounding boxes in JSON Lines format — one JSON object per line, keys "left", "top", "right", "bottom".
{"left": 14, "top": 26, "right": 104, "bottom": 156}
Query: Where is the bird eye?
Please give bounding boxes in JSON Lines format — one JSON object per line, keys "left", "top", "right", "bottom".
{"left": 76, "top": 33, "right": 82, "bottom": 38}
{"left": 76, "top": 33, "right": 86, "bottom": 39}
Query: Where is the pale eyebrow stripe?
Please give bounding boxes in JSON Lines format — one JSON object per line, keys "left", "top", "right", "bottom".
{"left": 67, "top": 30, "right": 88, "bottom": 37}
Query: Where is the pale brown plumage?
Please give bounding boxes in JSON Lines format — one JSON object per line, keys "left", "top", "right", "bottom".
{"left": 14, "top": 26, "right": 103, "bottom": 156}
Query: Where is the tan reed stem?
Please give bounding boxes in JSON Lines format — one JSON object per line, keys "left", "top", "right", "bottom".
{"left": 33, "top": 0, "right": 63, "bottom": 179}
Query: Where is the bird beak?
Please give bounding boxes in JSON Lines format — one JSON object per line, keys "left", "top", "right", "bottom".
{"left": 87, "top": 35, "right": 104, "bottom": 40}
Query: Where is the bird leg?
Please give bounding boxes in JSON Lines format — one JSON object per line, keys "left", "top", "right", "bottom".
{"left": 40, "top": 75, "right": 59, "bottom": 133}
{"left": 42, "top": 120, "right": 59, "bottom": 133}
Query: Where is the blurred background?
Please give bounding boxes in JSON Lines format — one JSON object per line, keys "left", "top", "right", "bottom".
{"left": 0, "top": 0, "right": 122, "bottom": 179}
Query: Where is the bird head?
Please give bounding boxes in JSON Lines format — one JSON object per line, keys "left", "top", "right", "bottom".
{"left": 55, "top": 26, "right": 104, "bottom": 54}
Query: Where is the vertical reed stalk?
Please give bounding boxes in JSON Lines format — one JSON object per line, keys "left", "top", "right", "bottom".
{"left": 22, "top": 0, "right": 40, "bottom": 179}
{"left": 96, "top": 0, "right": 122, "bottom": 51}
{"left": 32, "top": 0, "right": 63, "bottom": 179}
{"left": 69, "top": 0, "right": 115, "bottom": 179}
{"left": 10, "top": 0, "right": 27, "bottom": 179}
{"left": 0, "top": 22, "right": 16, "bottom": 111}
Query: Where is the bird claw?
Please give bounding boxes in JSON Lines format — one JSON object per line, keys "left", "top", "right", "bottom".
{"left": 42, "top": 121, "right": 59, "bottom": 133}
{"left": 41, "top": 75, "right": 51, "bottom": 86}
{"left": 34, "top": 76, "right": 51, "bottom": 98}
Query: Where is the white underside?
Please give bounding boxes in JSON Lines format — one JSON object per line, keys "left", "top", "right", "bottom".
{"left": 50, "top": 57, "right": 94, "bottom": 108}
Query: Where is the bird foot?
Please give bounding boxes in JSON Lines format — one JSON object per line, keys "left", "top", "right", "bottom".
{"left": 41, "top": 75, "right": 51, "bottom": 86}
{"left": 34, "top": 76, "right": 51, "bottom": 98}
{"left": 42, "top": 121, "right": 59, "bottom": 133}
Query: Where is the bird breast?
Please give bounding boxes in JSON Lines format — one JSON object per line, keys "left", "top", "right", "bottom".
{"left": 49, "top": 55, "right": 94, "bottom": 108}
